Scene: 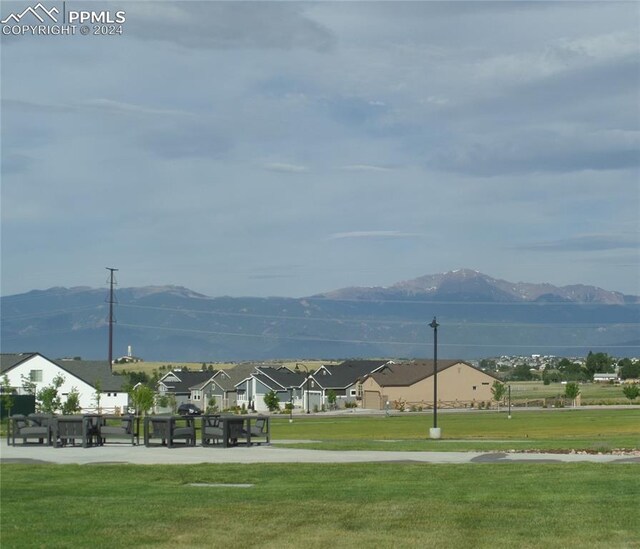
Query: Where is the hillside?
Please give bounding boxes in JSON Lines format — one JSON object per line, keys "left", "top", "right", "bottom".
{"left": 1, "top": 271, "right": 638, "bottom": 360}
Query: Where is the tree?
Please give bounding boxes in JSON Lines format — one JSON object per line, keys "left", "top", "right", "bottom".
{"left": 509, "top": 364, "right": 534, "bottom": 381}
{"left": 327, "top": 389, "right": 337, "bottom": 410}
{"left": 263, "top": 390, "right": 280, "bottom": 412}
{"left": 37, "top": 374, "right": 65, "bottom": 414}
{"left": 206, "top": 396, "right": 218, "bottom": 413}
{"left": 1, "top": 374, "right": 15, "bottom": 417}
{"left": 129, "top": 385, "right": 155, "bottom": 416}
{"left": 622, "top": 385, "right": 640, "bottom": 402}
{"left": 564, "top": 382, "right": 581, "bottom": 407}
{"left": 491, "top": 381, "right": 506, "bottom": 410}
{"left": 93, "top": 379, "right": 102, "bottom": 412}
{"left": 61, "top": 387, "right": 82, "bottom": 415}
{"left": 585, "top": 351, "right": 614, "bottom": 378}
{"left": 20, "top": 374, "right": 37, "bottom": 396}
{"left": 618, "top": 359, "right": 640, "bottom": 380}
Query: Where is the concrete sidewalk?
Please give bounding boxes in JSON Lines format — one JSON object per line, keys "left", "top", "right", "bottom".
{"left": 1, "top": 440, "right": 638, "bottom": 465}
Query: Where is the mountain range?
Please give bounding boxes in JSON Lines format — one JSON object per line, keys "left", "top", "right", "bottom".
{"left": 1, "top": 269, "right": 638, "bottom": 361}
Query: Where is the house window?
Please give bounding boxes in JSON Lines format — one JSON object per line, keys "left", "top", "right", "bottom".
{"left": 29, "top": 370, "right": 43, "bottom": 382}
{"left": 482, "top": 382, "right": 489, "bottom": 386}
{"left": 193, "top": 390, "right": 202, "bottom": 401}
{"left": 350, "top": 389, "right": 357, "bottom": 397}
{"left": 472, "top": 386, "right": 477, "bottom": 391}
{"left": 356, "top": 383, "right": 363, "bottom": 399}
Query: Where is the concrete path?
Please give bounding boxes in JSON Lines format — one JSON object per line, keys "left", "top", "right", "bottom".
{"left": 1, "top": 440, "right": 638, "bottom": 465}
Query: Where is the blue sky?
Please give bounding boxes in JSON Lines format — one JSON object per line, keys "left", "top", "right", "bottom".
{"left": 1, "top": 1, "right": 639, "bottom": 298}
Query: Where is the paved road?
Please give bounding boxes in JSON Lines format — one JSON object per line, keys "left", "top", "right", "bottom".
{"left": 1, "top": 440, "right": 637, "bottom": 465}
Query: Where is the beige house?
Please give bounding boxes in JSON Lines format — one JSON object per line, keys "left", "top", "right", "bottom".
{"left": 359, "top": 360, "right": 500, "bottom": 410}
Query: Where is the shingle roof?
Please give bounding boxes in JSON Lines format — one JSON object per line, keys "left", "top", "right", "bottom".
{"left": 53, "top": 359, "right": 128, "bottom": 392}
{"left": 366, "top": 360, "right": 471, "bottom": 387}
{"left": 1, "top": 353, "right": 127, "bottom": 392}
{"left": 0, "top": 353, "right": 38, "bottom": 373}
{"left": 211, "top": 363, "right": 267, "bottom": 391}
{"left": 253, "top": 367, "right": 305, "bottom": 390}
{"left": 158, "top": 370, "right": 215, "bottom": 393}
{"left": 311, "top": 359, "right": 390, "bottom": 389}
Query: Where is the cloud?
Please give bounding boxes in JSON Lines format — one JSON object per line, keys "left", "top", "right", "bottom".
{"left": 520, "top": 235, "right": 639, "bottom": 252}
{"left": 340, "top": 164, "right": 393, "bottom": 172}
{"left": 262, "top": 162, "right": 309, "bottom": 173}
{"left": 329, "top": 231, "right": 422, "bottom": 240}
{"left": 126, "top": 2, "right": 335, "bottom": 52}
{"left": 81, "top": 99, "right": 190, "bottom": 118}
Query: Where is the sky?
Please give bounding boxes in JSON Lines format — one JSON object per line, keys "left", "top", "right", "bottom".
{"left": 1, "top": 0, "right": 639, "bottom": 299}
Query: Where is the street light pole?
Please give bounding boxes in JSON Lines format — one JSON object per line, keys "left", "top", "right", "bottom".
{"left": 508, "top": 384, "right": 512, "bottom": 419}
{"left": 295, "top": 363, "right": 311, "bottom": 414}
{"left": 289, "top": 387, "right": 293, "bottom": 423}
{"left": 429, "top": 317, "right": 441, "bottom": 439}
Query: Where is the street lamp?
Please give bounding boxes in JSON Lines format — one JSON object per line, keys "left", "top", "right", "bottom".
{"left": 508, "top": 384, "right": 512, "bottom": 419}
{"left": 289, "top": 387, "right": 293, "bottom": 423}
{"left": 295, "top": 363, "right": 311, "bottom": 414}
{"left": 429, "top": 317, "right": 441, "bottom": 439}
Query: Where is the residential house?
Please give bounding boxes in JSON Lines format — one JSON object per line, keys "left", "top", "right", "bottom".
{"left": 236, "top": 366, "right": 305, "bottom": 412}
{"left": 157, "top": 369, "right": 216, "bottom": 408}
{"left": 360, "top": 360, "right": 500, "bottom": 410}
{"left": 0, "top": 353, "right": 129, "bottom": 412}
{"left": 189, "top": 363, "right": 257, "bottom": 411}
{"left": 310, "top": 360, "right": 391, "bottom": 409}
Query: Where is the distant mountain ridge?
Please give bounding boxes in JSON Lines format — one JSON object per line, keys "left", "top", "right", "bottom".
{"left": 316, "top": 269, "right": 639, "bottom": 304}
{"left": 1, "top": 270, "right": 638, "bottom": 361}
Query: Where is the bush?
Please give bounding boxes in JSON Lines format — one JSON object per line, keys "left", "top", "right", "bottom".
{"left": 263, "top": 391, "right": 280, "bottom": 412}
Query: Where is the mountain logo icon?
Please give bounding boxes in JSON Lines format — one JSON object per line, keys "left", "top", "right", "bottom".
{"left": 1, "top": 3, "right": 59, "bottom": 24}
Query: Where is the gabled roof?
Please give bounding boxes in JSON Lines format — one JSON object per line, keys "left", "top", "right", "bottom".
{"left": 210, "top": 363, "right": 266, "bottom": 391}
{"left": 53, "top": 359, "right": 126, "bottom": 392}
{"left": 158, "top": 370, "right": 215, "bottom": 393}
{"left": 251, "top": 366, "right": 305, "bottom": 390}
{"left": 311, "top": 359, "right": 390, "bottom": 389}
{"left": 1, "top": 353, "right": 127, "bottom": 392}
{"left": 0, "top": 353, "right": 39, "bottom": 373}
{"left": 366, "top": 360, "right": 488, "bottom": 387}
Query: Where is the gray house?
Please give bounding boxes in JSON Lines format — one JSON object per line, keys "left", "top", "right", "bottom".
{"left": 157, "top": 370, "right": 216, "bottom": 408}
{"left": 236, "top": 366, "right": 305, "bottom": 412}
{"left": 190, "top": 363, "right": 258, "bottom": 411}
{"left": 309, "top": 360, "right": 391, "bottom": 408}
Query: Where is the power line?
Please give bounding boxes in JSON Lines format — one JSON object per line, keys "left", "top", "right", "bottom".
{"left": 116, "top": 322, "right": 640, "bottom": 349}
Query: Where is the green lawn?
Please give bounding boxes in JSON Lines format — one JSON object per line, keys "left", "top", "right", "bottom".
{"left": 1, "top": 463, "right": 638, "bottom": 548}
{"left": 510, "top": 381, "right": 633, "bottom": 404}
{"left": 271, "top": 409, "right": 640, "bottom": 452}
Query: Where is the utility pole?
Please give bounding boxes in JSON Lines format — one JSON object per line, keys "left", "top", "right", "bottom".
{"left": 106, "top": 268, "right": 118, "bottom": 372}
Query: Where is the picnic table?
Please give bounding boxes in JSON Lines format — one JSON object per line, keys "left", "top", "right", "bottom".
{"left": 201, "top": 415, "right": 270, "bottom": 448}
{"left": 53, "top": 414, "right": 102, "bottom": 448}
{"left": 143, "top": 415, "right": 196, "bottom": 448}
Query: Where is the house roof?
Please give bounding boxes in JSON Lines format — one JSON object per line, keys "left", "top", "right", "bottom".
{"left": 0, "top": 353, "right": 38, "bottom": 373}
{"left": 212, "top": 363, "right": 264, "bottom": 391}
{"left": 159, "top": 370, "right": 215, "bottom": 393}
{"left": 52, "top": 359, "right": 127, "bottom": 392}
{"left": 311, "top": 359, "right": 390, "bottom": 389}
{"left": 252, "top": 366, "right": 305, "bottom": 390}
{"left": 1, "top": 353, "right": 127, "bottom": 392}
{"left": 365, "top": 360, "right": 480, "bottom": 387}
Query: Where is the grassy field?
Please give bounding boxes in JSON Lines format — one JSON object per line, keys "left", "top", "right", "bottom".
{"left": 1, "top": 462, "right": 638, "bottom": 548}
{"left": 113, "top": 359, "right": 336, "bottom": 376}
{"left": 2, "top": 410, "right": 638, "bottom": 547}
{"left": 510, "top": 381, "right": 632, "bottom": 404}
{"left": 271, "top": 409, "right": 640, "bottom": 452}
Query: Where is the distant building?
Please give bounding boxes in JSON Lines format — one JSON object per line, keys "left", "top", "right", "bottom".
{"left": 1, "top": 353, "right": 129, "bottom": 412}
{"left": 359, "top": 360, "right": 500, "bottom": 409}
